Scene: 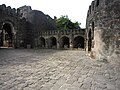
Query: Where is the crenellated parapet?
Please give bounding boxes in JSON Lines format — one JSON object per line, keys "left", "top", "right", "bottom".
{"left": 0, "top": 4, "right": 25, "bottom": 31}
{"left": 0, "top": 4, "right": 28, "bottom": 48}
{"left": 87, "top": 0, "right": 103, "bottom": 18}
{"left": 0, "top": 4, "right": 21, "bottom": 17}
{"left": 38, "top": 29, "right": 85, "bottom": 37}
{"left": 86, "top": 0, "right": 119, "bottom": 21}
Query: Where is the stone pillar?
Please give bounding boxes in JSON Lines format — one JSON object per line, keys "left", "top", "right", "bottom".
{"left": 86, "top": 39, "right": 88, "bottom": 52}
{"left": 34, "top": 39, "right": 38, "bottom": 48}
{"left": 57, "top": 41, "right": 60, "bottom": 49}
{"left": 70, "top": 39, "right": 73, "bottom": 49}
{"left": 11, "top": 33, "right": 14, "bottom": 48}
{"left": 13, "top": 32, "right": 19, "bottom": 48}
{"left": 3, "top": 30, "right": 6, "bottom": 47}
{"left": 70, "top": 33, "right": 73, "bottom": 49}
{"left": 57, "top": 31, "right": 60, "bottom": 49}
{"left": 37, "top": 38, "right": 39, "bottom": 48}
{"left": 0, "top": 30, "right": 2, "bottom": 46}
{"left": 45, "top": 38, "right": 48, "bottom": 48}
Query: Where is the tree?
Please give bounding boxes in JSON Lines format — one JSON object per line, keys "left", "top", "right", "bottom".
{"left": 56, "top": 15, "right": 81, "bottom": 30}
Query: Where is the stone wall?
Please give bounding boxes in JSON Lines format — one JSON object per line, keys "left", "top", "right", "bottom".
{"left": 34, "top": 29, "right": 86, "bottom": 49}
{"left": 18, "top": 6, "right": 57, "bottom": 48}
{"left": 19, "top": 6, "right": 57, "bottom": 32}
{"left": 0, "top": 4, "right": 57, "bottom": 48}
{"left": 86, "top": 0, "right": 120, "bottom": 61}
{"left": 0, "top": 4, "right": 26, "bottom": 48}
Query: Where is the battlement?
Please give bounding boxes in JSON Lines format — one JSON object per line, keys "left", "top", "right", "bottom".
{"left": 87, "top": 0, "right": 99, "bottom": 17}
{"left": 37, "top": 29, "right": 85, "bottom": 36}
{"left": 0, "top": 4, "right": 21, "bottom": 17}
{"left": 87, "top": 0, "right": 116, "bottom": 18}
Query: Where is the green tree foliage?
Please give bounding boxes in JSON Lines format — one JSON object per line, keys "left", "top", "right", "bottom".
{"left": 56, "top": 15, "right": 81, "bottom": 30}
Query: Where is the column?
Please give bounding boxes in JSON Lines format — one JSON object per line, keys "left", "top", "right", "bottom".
{"left": 45, "top": 38, "right": 48, "bottom": 48}
{"left": 57, "top": 41, "right": 60, "bottom": 49}
{"left": 57, "top": 31, "right": 60, "bottom": 49}
{"left": 3, "top": 30, "right": 6, "bottom": 47}
{"left": 70, "top": 33, "right": 73, "bottom": 49}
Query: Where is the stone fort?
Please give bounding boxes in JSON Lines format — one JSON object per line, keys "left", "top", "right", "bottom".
{"left": 0, "top": 0, "right": 120, "bottom": 60}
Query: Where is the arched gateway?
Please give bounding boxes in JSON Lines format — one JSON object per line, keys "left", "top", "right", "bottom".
{"left": 0, "top": 22, "right": 14, "bottom": 47}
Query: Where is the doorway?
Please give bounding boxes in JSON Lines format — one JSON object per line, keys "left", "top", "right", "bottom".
{"left": 0, "top": 23, "right": 13, "bottom": 47}
{"left": 73, "top": 36, "right": 84, "bottom": 49}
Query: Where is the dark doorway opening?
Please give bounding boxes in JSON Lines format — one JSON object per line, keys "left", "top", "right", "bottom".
{"left": 73, "top": 36, "right": 84, "bottom": 49}
{"left": 39, "top": 37, "right": 45, "bottom": 48}
{"left": 88, "top": 29, "right": 92, "bottom": 51}
{"left": 49, "top": 37, "right": 57, "bottom": 48}
{"left": 60, "top": 36, "right": 70, "bottom": 48}
{"left": 0, "top": 23, "right": 13, "bottom": 47}
{"left": 92, "top": 22, "right": 94, "bottom": 40}
{"left": 96, "top": 0, "right": 100, "bottom": 7}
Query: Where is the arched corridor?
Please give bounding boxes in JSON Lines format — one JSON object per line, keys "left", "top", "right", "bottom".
{"left": 73, "top": 36, "right": 84, "bottom": 49}
{"left": 60, "top": 36, "right": 70, "bottom": 48}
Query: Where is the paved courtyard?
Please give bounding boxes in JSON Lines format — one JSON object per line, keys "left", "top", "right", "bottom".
{"left": 0, "top": 49, "right": 120, "bottom": 90}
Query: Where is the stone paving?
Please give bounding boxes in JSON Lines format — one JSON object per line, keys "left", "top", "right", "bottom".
{"left": 0, "top": 49, "right": 120, "bottom": 90}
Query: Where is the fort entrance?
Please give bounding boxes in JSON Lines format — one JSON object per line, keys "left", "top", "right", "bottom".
{"left": 0, "top": 23, "right": 14, "bottom": 48}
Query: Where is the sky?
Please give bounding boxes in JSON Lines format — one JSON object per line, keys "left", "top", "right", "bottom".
{"left": 0, "top": 0, "right": 93, "bottom": 28}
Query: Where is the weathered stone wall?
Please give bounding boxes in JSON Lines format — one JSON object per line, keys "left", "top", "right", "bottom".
{"left": 0, "top": 4, "right": 19, "bottom": 30}
{"left": 86, "top": 0, "right": 120, "bottom": 61}
{"left": 19, "top": 6, "right": 57, "bottom": 32}
{"left": 0, "top": 4, "right": 27, "bottom": 48}
{"left": 18, "top": 6, "right": 57, "bottom": 48}
{"left": 0, "top": 4, "right": 57, "bottom": 48}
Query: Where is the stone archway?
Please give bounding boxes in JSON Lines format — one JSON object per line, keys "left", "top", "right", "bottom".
{"left": 0, "top": 22, "right": 14, "bottom": 47}
{"left": 48, "top": 37, "right": 57, "bottom": 48}
{"left": 39, "top": 37, "right": 45, "bottom": 48}
{"left": 88, "top": 29, "right": 92, "bottom": 51}
{"left": 60, "top": 36, "right": 70, "bottom": 48}
{"left": 73, "top": 36, "right": 84, "bottom": 49}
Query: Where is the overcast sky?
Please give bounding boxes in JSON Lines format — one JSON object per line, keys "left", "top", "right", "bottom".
{"left": 0, "top": 0, "right": 93, "bottom": 28}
